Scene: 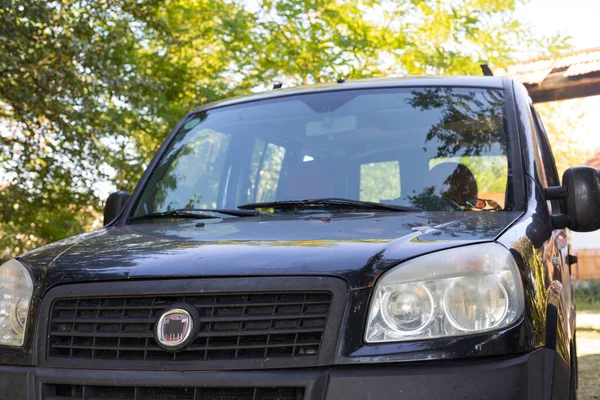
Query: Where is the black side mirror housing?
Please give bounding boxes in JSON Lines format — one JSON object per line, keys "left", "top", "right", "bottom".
{"left": 545, "top": 166, "right": 600, "bottom": 232}
{"left": 103, "top": 191, "right": 130, "bottom": 226}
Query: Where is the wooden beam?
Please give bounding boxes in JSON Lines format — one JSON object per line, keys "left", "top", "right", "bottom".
{"left": 527, "top": 73, "right": 600, "bottom": 103}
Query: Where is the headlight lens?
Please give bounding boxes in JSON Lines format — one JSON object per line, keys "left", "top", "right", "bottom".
{"left": 0, "top": 259, "right": 33, "bottom": 346}
{"left": 365, "top": 244, "right": 524, "bottom": 343}
{"left": 443, "top": 275, "right": 509, "bottom": 332}
{"left": 381, "top": 284, "right": 434, "bottom": 333}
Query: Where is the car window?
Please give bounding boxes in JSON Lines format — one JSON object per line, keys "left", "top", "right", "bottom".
{"left": 136, "top": 129, "right": 231, "bottom": 213}
{"left": 528, "top": 109, "right": 549, "bottom": 188}
{"left": 248, "top": 140, "right": 286, "bottom": 203}
{"left": 531, "top": 106, "right": 561, "bottom": 212}
{"left": 132, "top": 87, "right": 517, "bottom": 217}
{"left": 360, "top": 161, "right": 401, "bottom": 202}
{"left": 429, "top": 156, "right": 508, "bottom": 210}
{"left": 531, "top": 107, "right": 560, "bottom": 186}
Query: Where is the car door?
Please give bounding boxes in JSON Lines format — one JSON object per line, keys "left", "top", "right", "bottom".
{"left": 531, "top": 106, "right": 575, "bottom": 356}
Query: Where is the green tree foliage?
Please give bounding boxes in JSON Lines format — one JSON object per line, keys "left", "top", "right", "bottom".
{"left": 0, "top": 0, "right": 570, "bottom": 260}
{"left": 0, "top": 0, "right": 165, "bottom": 257}
{"left": 0, "top": 0, "right": 250, "bottom": 259}
{"left": 250, "top": 0, "right": 397, "bottom": 83}
{"left": 128, "top": 0, "right": 259, "bottom": 163}
{"left": 249, "top": 0, "right": 569, "bottom": 82}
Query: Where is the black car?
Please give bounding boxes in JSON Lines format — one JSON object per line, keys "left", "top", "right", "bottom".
{"left": 2, "top": 77, "right": 598, "bottom": 400}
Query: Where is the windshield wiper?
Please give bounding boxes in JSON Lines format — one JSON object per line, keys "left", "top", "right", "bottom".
{"left": 238, "top": 198, "right": 420, "bottom": 212}
{"left": 129, "top": 208, "right": 259, "bottom": 222}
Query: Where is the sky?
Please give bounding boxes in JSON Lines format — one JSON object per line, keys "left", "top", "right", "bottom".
{"left": 520, "top": 0, "right": 600, "bottom": 153}
{"left": 519, "top": 0, "right": 599, "bottom": 51}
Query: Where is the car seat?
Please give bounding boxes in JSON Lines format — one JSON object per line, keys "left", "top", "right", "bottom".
{"left": 285, "top": 160, "right": 335, "bottom": 200}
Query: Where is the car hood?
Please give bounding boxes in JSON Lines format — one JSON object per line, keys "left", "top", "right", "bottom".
{"left": 20, "top": 211, "right": 522, "bottom": 293}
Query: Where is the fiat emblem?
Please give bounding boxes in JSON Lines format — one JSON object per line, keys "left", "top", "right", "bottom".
{"left": 155, "top": 307, "right": 195, "bottom": 350}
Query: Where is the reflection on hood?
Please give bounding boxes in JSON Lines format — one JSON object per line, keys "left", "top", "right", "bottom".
{"left": 20, "top": 211, "right": 522, "bottom": 293}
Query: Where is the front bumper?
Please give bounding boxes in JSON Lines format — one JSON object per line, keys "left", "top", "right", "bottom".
{"left": 0, "top": 348, "right": 567, "bottom": 400}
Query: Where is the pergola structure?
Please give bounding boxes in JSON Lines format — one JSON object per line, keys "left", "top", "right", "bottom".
{"left": 494, "top": 47, "right": 600, "bottom": 103}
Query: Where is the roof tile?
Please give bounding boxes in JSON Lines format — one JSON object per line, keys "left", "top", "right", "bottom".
{"left": 498, "top": 47, "right": 600, "bottom": 83}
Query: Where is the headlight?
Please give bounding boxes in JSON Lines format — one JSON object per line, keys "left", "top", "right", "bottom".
{"left": 365, "top": 244, "right": 524, "bottom": 343}
{"left": 0, "top": 259, "right": 33, "bottom": 346}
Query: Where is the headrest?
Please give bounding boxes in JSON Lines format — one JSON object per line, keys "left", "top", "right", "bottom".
{"left": 285, "top": 160, "right": 335, "bottom": 200}
{"left": 427, "top": 162, "right": 478, "bottom": 206}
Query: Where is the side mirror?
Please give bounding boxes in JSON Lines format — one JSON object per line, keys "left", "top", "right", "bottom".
{"left": 103, "top": 191, "right": 130, "bottom": 226}
{"left": 545, "top": 166, "right": 600, "bottom": 232}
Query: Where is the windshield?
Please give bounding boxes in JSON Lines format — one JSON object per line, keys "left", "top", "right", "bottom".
{"left": 133, "top": 87, "right": 516, "bottom": 218}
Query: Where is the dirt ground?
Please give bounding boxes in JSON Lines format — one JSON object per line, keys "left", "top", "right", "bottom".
{"left": 577, "top": 313, "right": 600, "bottom": 400}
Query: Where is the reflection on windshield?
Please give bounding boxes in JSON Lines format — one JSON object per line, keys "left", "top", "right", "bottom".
{"left": 133, "top": 87, "right": 512, "bottom": 218}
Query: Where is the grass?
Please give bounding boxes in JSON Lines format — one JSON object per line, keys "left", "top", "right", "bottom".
{"left": 575, "top": 281, "right": 600, "bottom": 312}
{"left": 577, "top": 302, "right": 600, "bottom": 312}
{"left": 578, "top": 304, "right": 600, "bottom": 312}
{"left": 577, "top": 328, "right": 600, "bottom": 400}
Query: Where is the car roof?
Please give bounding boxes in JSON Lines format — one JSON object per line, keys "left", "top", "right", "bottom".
{"left": 193, "top": 76, "right": 507, "bottom": 113}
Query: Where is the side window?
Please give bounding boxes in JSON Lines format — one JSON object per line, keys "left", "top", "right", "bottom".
{"left": 531, "top": 108, "right": 560, "bottom": 187}
{"left": 359, "top": 161, "right": 400, "bottom": 202}
{"left": 529, "top": 110, "right": 549, "bottom": 188}
{"left": 531, "top": 107, "right": 561, "bottom": 213}
{"left": 248, "top": 140, "right": 286, "bottom": 203}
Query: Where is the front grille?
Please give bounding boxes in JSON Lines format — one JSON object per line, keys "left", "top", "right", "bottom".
{"left": 48, "top": 292, "right": 331, "bottom": 363}
{"left": 45, "top": 384, "right": 304, "bottom": 400}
